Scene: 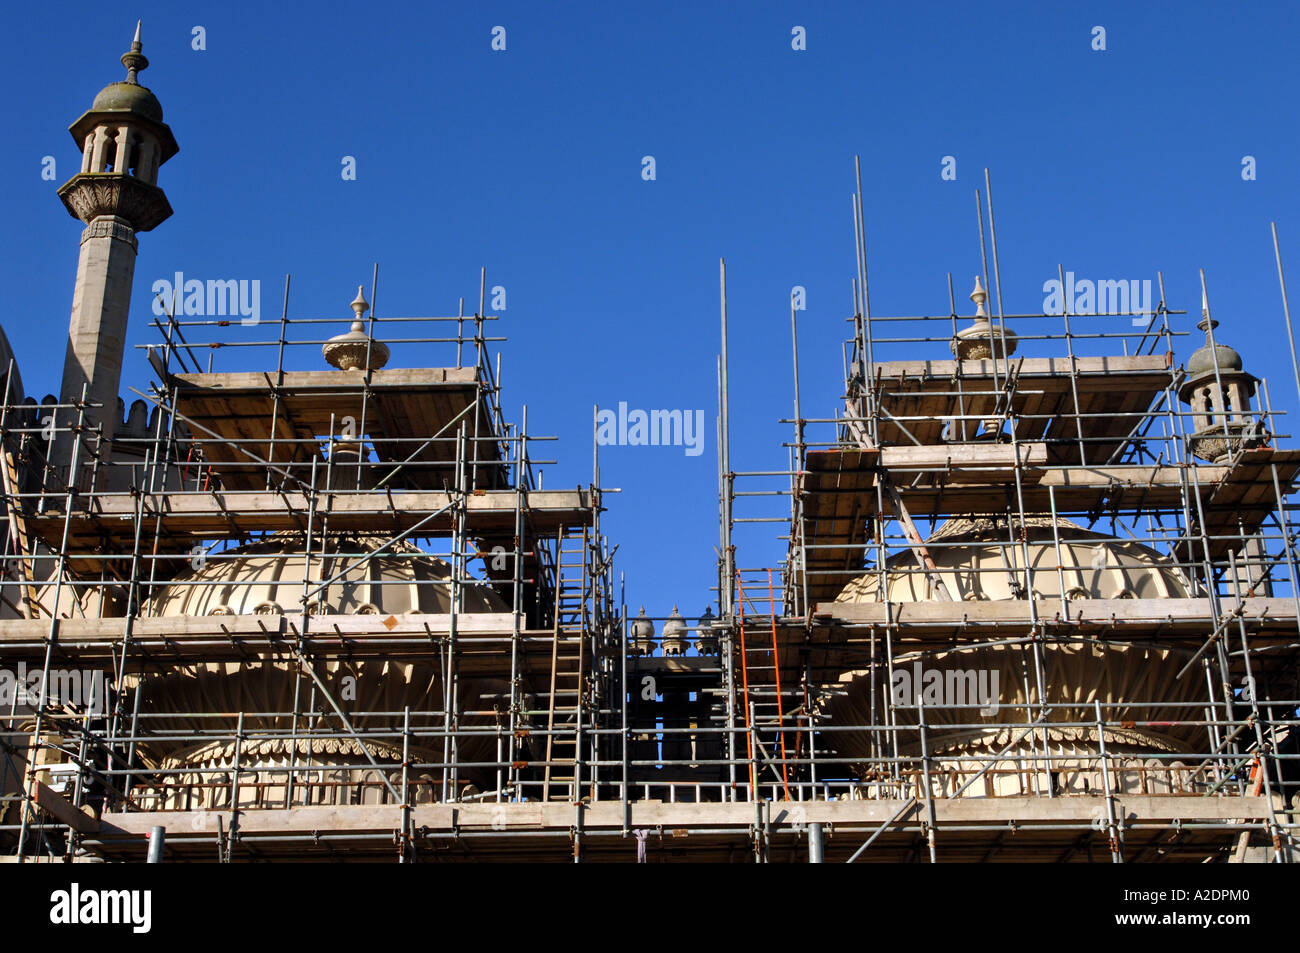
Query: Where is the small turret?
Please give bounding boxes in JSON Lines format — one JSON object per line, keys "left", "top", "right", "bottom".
{"left": 1178, "top": 291, "right": 1262, "bottom": 463}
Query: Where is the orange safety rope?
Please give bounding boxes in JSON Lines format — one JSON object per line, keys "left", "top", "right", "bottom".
{"left": 179, "top": 441, "right": 214, "bottom": 493}
{"left": 768, "top": 569, "right": 791, "bottom": 801}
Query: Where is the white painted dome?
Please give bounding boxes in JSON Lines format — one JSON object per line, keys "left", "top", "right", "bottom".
{"left": 826, "top": 517, "right": 1205, "bottom": 795}
{"left": 150, "top": 533, "right": 507, "bottom": 617}
{"left": 130, "top": 535, "right": 514, "bottom": 809}
{"left": 835, "top": 517, "right": 1193, "bottom": 604}
{"left": 128, "top": 658, "right": 514, "bottom": 809}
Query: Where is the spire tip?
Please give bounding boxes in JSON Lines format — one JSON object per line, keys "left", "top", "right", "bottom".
{"left": 121, "top": 21, "right": 148, "bottom": 82}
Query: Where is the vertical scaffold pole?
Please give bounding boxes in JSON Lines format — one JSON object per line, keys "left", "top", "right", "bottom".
{"left": 1271, "top": 223, "right": 1300, "bottom": 407}
{"left": 719, "top": 259, "right": 733, "bottom": 619}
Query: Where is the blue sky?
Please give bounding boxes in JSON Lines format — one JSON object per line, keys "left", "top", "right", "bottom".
{"left": 3, "top": 1, "right": 1299, "bottom": 618}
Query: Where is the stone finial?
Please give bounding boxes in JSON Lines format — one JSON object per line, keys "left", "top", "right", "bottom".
{"left": 952, "top": 275, "right": 1017, "bottom": 361}
{"left": 122, "top": 21, "right": 149, "bottom": 84}
{"left": 322, "top": 284, "right": 390, "bottom": 370}
{"left": 970, "top": 275, "right": 989, "bottom": 318}
{"left": 349, "top": 287, "right": 368, "bottom": 324}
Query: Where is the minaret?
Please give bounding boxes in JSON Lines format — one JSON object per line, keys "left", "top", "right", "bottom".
{"left": 54, "top": 22, "right": 177, "bottom": 470}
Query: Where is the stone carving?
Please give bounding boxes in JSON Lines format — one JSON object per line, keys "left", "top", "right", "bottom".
{"left": 322, "top": 286, "right": 390, "bottom": 370}
{"left": 79, "top": 216, "right": 137, "bottom": 249}
{"left": 951, "top": 276, "right": 1017, "bottom": 361}
{"left": 58, "top": 172, "right": 173, "bottom": 232}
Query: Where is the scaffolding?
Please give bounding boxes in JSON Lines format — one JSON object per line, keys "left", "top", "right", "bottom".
{"left": 0, "top": 271, "right": 627, "bottom": 861}
{"left": 713, "top": 169, "right": 1300, "bottom": 862}
{"left": 3, "top": 183, "right": 1300, "bottom": 863}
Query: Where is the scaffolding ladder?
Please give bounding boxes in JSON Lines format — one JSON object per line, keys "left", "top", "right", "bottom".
{"left": 543, "top": 525, "right": 589, "bottom": 802}
{"left": 736, "top": 571, "right": 792, "bottom": 801}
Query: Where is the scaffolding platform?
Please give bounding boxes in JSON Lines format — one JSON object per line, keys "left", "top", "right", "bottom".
{"left": 791, "top": 445, "right": 1300, "bottom": 607}
{"left": 862, "top": 354, "right": 1174, "bottom": 460}
{"left": 80, "top": 794, "right": 1278, "bottom": 863}
{"left": 169, "top": 367, "right": 505, "bottom": 491}
{"left": 27, "top": 488, "right": 595, "bottom": 550}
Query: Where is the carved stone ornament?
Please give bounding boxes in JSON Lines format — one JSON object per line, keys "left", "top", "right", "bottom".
{"left": 322, "top": 285, "right": 390, "bottom": 370}
{"left": 58, "top": 172, "right": 173, "bottom": 232}
{"left": 79, "top": 216, "right": 137, "bottom": 250}
{"left": 952, "top": 275, "right": 1018, "bottom": 361}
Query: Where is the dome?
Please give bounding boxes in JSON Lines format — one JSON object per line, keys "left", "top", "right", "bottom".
{"left": 662, "top": 605, "right": 688, "bottom": 656}
{"left": 134, "top": 534, "right": 513, "bottom": 809}
{"left": 90, "top": 81, "right": 164, "bottom": 123}
{"left": 1187, "top": 341, "right": 1243, "bottom": 379}
{"left": 695, "top": 606, "right": 719, "bottom": 654}
{"left": 630, "top": 607, "right": 655, "bottom": 655}
{"left": 825, "top": 517, "right": 1205, "bottom": 794}
{"left": 835, "top": 516, "right": 1193, "bottom": 604}
{"left": 127, "top": 657, "right": 515, "bottom": 809}
{"left": 151, "top": 534, "right": 507, "bottom": 617}
{"left": 823, "top": 637, "right": 1208, "bottom": 796}
{"left": 826, "top": 639, "right": 1207, "bottom": 753}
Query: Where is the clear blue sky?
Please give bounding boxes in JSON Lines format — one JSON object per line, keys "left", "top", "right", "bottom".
{"left": 4, "top": 1, "right": 1299, "bottom": 618}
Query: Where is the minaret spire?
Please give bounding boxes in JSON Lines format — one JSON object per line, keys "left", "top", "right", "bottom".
{"left": 122, "top": 21, "right": 148, "bottom": 84}
{"left": 1199, "top": 284, "right": 1219, "bottom": 336}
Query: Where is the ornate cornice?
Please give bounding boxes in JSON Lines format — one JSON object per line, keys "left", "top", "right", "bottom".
{"left": 57, "top": 172, "right": 172, "bottom": 232}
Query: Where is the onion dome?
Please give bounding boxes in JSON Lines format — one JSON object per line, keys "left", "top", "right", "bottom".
{"left": 825, "top": 517, "right": 1205, "bottom": 791}
{"left": 151, "top": 533, "right": 506, "bottom": 617}
{"left": 823, "top": 638, "right": 1205, "bottom": 795}
{"left": 630, "top": 606, "right": 655, "bottom": 656}
{"left": 91, "top": 82, "right": 164, "bottom": 123}
{"left": 695, "top": 606, "right": 718, "bottom": 654}
{"left": 134, "top": 532, "right": 513, "bottom": 808}
{"left": 661, "top": 605, "right": 688, "bottom": 656}
{"left": 1187, "top": 339, "right": 1243, "bottom": 378}
{"left": 127, "top": 658, "right": 513, "bottom": 810}
{"left": 835, "top": 516, "right": 1192, "bottom": 604}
